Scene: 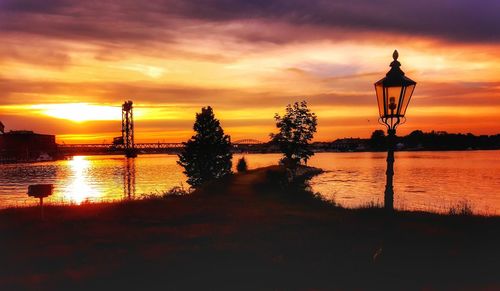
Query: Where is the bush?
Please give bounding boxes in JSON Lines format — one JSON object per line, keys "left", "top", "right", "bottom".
{"left": 236, "top": 157, "right": 248, "bottom": 172}
{"left": 163, "top": 185, "right": 190, "bottom": 197}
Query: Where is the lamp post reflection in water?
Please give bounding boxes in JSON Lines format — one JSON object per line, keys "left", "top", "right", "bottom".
{"left": 124, "top": 157, "right": 136, "bottom": 199}
{"left": 65, "top": 156, "right": 101, "bottom": 204}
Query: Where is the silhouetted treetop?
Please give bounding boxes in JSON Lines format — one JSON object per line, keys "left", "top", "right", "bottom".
{"left": 177, "top": 106, "right": 232, "bottom": 187}
{"left": 271, "top": 101, "right": 317, "bottom": 167}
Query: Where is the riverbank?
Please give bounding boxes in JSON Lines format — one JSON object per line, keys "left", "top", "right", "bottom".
{"left": 53, "top": 146, "right": 500, "bottom": 158}
{"left": 1, "top": 166, "right": 499, "bottom": 290}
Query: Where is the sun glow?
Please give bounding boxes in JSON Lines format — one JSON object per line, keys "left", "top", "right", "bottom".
{"left": 32, "top": 103, "right": 121, "bottom": 122}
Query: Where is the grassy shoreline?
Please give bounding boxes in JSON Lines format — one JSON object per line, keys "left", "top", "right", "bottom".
{"left": 1, "top": 166, "right": 499, "bottom": 290}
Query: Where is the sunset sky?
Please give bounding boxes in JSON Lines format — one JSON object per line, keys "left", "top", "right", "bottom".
{"left": 0, "top": 0, "right": 499, "bottom": 143}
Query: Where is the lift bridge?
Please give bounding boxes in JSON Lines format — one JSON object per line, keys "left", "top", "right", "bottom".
{"left": 57, "top": 101, "right": 264, "bottom": 157}
{"left": 114, "top": 100, "right": 137, "bottom": 158}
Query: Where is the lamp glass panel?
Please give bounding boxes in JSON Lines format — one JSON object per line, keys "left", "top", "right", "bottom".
{"left": 399, "top": 84, "right": 415, "bottom": 116}
{"left": 375, "top": 83, "right": 385, "bottom": 117}
{"left": 385, "top": 86, "right": 403, "bottom": 117}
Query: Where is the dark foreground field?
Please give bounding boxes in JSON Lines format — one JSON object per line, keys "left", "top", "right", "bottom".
{"left": 1, "top": 166, "right": 499, "bottom": 290}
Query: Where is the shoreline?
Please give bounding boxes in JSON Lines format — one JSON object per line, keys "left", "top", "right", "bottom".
{"left": 2, "top": 147, "right": 499, "bottom": 163}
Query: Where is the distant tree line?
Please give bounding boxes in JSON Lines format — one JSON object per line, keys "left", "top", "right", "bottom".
{"left": 369, "top": 130, "right": 500, "bottom": 151}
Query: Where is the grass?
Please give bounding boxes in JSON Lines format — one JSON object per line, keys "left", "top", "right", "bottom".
{"left": 0, "top": 165, "right": 499, "bottom": 290}
{"left": 448, "top": 200, "right": 474, "bottom": 216}
{"left": 140, "top": 184, "right": 191, "bottom": 200}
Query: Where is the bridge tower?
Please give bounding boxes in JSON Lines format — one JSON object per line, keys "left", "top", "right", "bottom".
{"left": 122, "top": 100, "right": 137, "bottom": 158}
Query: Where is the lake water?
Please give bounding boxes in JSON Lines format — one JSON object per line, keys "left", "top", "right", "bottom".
{"left": 0, "top": 151, "right": 499, "bottom": 215}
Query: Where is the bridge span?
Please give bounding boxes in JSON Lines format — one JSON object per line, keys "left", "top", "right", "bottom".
{"left": 59, "top": 140, "right": 263, "bottom": 149}
{"left": 59, "top": 143, "right": 184, "bottom": 149}
{"left": 58, "top": 140, "right": 269, "bottom": 155}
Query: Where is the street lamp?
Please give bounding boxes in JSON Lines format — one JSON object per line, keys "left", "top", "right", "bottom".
{"left": 374, "top": 50, "right": 417, "bottom": 211}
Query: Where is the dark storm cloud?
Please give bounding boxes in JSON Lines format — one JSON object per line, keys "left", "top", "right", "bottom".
{"left": 0, "top": 1, "right": 174, "bottom": 43}
{"left": 182, "top": 0, "right": 500, "bottom": 43}
{"left": 0, "top": 0, "right": 498, "bottom": 44}
{"left": 0, "top": 0, "right": 69, "bottom": 13}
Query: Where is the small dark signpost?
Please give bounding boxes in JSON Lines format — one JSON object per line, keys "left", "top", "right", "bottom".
{"left": 28, "top": 184, "right": 53, "bottom": 220}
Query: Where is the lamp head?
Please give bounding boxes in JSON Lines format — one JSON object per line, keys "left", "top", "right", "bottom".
{"left": 374, "top": 50, "right": 416, "bottom": 120}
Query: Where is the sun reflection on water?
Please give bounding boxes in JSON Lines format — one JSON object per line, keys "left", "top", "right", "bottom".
{"left": 64, "top": 156, "right": 101, "bottom": 204}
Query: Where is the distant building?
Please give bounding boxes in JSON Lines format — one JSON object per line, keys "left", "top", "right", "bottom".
{"left": 331, "top": 138, "right": 368, "bottom": 152}
{"left": 0, "top": 131, "right": 57, "bottom": 162}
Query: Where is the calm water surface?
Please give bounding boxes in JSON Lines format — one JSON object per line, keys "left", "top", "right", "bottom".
{"left": 308, "top": 151, "right": 500, "bottom": 215}
{"left": 0, "top": 151, "right": 498, "bottom": 215}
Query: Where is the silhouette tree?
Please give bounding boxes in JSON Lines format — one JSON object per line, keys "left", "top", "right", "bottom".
{"left": 271, "top": 101, "right": 317, "bottom": 168}
{"left": 370, "top": 130, "right": 386, "bottom": 151}
{"left": 178, "top": 106, "right": 232, "bottom": 187}
{"left": 405, "top": 130, "right": 424, "bottom": 148}
{"left": 236, "top": 157, "right": 248, "bottom": 173}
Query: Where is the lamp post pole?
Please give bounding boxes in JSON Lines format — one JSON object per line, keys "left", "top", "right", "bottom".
{"left": 384, "top": 128, "right": 396, "bottom": 211}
